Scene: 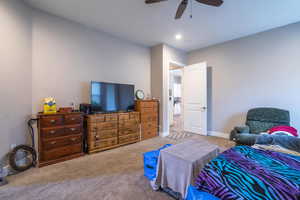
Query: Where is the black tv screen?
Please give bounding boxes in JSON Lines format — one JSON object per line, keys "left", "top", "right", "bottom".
{"left": 90, "top": 81, "right": 135, "bottom": 113}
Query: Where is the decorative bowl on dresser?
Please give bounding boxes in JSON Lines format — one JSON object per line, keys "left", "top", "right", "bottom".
{"left": 86, "top": 112, "right": 140, "bottom": 154}
{"left": 135, "top": 100, "right": 159, "bottom": 140}
{"left": 37, "top": 112, "right": 84, "bottom": 167}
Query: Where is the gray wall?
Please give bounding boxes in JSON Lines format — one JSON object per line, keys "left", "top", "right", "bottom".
{"left": 150, "top": 45, "right": 164, "bottom": 134}
{"left": 0, "top": 0, "right": 32, "bottom": 158}
{"left": 32, "top": 10, "right": 151, "bottom": 113}
{"left": 0, "top": 2, "right": 151, "bottom": 158}
{"left": 188, "top": 22, "right": 300, "bottom": 135}
{"left": 151, "top": 44, "right": 187, "bottom": 136}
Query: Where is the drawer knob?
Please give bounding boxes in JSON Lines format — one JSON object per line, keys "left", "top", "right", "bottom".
{"left": 71, "top": 138, "right": 77, "bottom": 141}
{"left": 50, "top": 130, "right": 56, "bottom": 134}
{"left": 50, "top": 141, "right": 57, "bottom": 145}
{"left": 71, "top": 118, "right": 75, "bottom": 121}
{"left": 50, "top": 120, "right": 56, "bottom": 123}
{"left": 70, "top": 128, "right": 76, "bottom": 131}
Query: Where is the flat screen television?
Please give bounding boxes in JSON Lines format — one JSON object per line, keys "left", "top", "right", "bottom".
{"left": 90, "top": 81, "right": 135, "bottom": 113}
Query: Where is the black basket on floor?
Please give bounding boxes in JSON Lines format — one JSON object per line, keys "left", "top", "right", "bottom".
{"left": 0, "top": 177, "right": 8, "bottom": 186}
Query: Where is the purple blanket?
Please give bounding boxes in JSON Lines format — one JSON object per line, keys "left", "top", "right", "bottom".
{"left": 195, "top": 146, "right": 300, "bottom": 200}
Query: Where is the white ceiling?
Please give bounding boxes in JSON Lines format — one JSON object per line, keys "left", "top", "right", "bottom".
{"left": 25, "top": 0, "right": 300, "bottom": 51}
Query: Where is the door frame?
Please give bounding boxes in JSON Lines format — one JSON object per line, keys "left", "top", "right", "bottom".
{"left": 169, "top": 63, "right": 184, "bottom": 127}
{"left": 163, "top": 60, "right": 185, "bottom": 137}
{"left": 164, "top": 61, "right": 208, "bottom": 137}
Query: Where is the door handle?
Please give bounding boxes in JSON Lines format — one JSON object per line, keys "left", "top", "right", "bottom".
{"left": 201, "top": 107, "right": 207, "bottom": 110}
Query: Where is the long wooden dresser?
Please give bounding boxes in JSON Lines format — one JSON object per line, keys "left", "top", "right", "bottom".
{"left": 135, "top": 100, "right": 159, "bottom": 140}
{"left": 37, "top": 112, "right": 84, "bottom": 167}
{"left": 86, "top": 112, "right": 140, "bottom": 154}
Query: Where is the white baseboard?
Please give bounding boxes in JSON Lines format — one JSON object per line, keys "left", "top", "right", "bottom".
{"left": 208, "top": 131, "right": 229, "bottom": 139}
{"left": 160, "top": 131, "right": 169, "bottom": 137}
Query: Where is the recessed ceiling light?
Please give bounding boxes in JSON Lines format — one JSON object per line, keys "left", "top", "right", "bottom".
{"left": 175, "top": 34, "right": 182, "bottom": 40}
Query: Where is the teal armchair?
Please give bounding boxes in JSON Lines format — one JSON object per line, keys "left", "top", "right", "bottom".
{"left": 230, "top": 108, "right": 290, "bottom": 145}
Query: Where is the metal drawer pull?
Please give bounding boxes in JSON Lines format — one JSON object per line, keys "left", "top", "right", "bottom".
{"left": 71, "top": 118, "right": 75, "bottom": 121}
{"left": 71, "top": 138, "right": 77, "bottom": 141}
{"left": 50, "top": 141, "right": 57, "bottom": 145}
{"left": 70, "top": 128, "right": 76, "bottom": 131}
{"left": 50, "top": 130, "right": 56, "bottom": 134}
{"left": 50, "top": 120, "right": 56, "bottom": 123}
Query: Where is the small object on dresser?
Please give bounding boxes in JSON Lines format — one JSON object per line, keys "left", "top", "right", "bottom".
{"left": 43, "top": 97, "right": 57, "bottom": 114}
{"left": 58, "top": 107, "right": 73, "bottom": 113}
{"left": 135, "top": 90, "right": 145, "bottom": 100}
{"left": 80, "top": 103, "right": 92, "bottom": 114}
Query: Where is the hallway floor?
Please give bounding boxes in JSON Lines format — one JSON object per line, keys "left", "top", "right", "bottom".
{"left": 168, "top": 115, "right": 192, "bottom": 140}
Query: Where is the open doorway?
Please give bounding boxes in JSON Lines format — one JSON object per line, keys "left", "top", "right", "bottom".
{"left": 168, "top": 63, "right": 187, "bottom": 139}
{"left": 167, "top": 62, "right": 208, "bottom": 140}
{"left": 169, "top": 66, "right": 183, "bottom": 132}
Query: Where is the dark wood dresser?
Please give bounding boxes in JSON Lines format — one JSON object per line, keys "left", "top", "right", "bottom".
{"left": 135, "top": 100, "right": 159, "bottom": 140}
{"left": 86, "top": 112, "right": 140, "bottom": 154}
{"left": 37, "top": 112, "right": 84, "bottom": 167}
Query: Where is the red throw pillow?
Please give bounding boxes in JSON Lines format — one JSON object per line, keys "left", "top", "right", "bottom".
{"left": 268, "top": 125, "right": 298, "bottom": 137}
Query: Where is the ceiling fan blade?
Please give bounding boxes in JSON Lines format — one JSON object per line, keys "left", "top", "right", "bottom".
{"left": 195, "top": 0, "right": 223, "bottom": 7}
{"left": 145, "top": 0, "right": 167, "bottom": 4}
{"left": 175, "top": 0, "right": 188, "bottom": 19}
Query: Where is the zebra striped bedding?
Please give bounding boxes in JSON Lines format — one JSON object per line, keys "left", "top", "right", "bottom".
{"left": 195, "top": 146, "right": 300, "bottom": 200}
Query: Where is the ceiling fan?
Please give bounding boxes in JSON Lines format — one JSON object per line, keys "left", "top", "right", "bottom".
{"left": 145, "top": 0, "right": 224, "bottom": 19}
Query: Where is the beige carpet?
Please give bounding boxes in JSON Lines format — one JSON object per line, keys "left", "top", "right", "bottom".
{"left": 0, "top": 135, "right": 234, "bottom": 200}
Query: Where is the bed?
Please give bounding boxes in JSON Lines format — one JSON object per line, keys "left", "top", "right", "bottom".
{"left": 195, "top": 146, "right": 300, "bottom": 200}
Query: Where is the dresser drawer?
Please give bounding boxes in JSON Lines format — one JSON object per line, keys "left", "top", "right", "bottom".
{"left": 65, "top": 114, "right": 82, "bottom": 125}
{"left": 87, "top": 114, "right": 105, "bottom": 123}
{"left": 41, "top": 143, "right": 82, "bottom": 161}
{"left": 141, "top": 122, "right": 157, "bottom": 131}
{"left": 41, "top": 127, "right": 65, "bottom": 138}
{"left": 94, "top": 129, "right": 118, "bottom": 139}
{"left": 130, "top": 112, "right": 140, "bottom": 121}
{"left": 142, "top": 128, "right": 158, "bottom": 140}
{"left": 64, "top": 124, "right": 82, "bottom": 135}
{"left": 118, "top": 113, "right": 129, "bottom": 121}
{"left": 119, "top": 133, "right": 139, "bottom": 144}
{"left": 141, "top": 101, "right": 157, "bottom": 108}
{"left": 119, "top": 120, "right": 139, "bottom": 130}
{"left": 90, "top": 137, "right": 118, "bottom": 150}
{"left": 119, "top": 125, "right": 139, "bottom": 133}
{"left": 119, "top": 129, "right": 139, "bottom": 136}
{"left": 140, "top": 107, "right": 158, "bottom": 114}
{"left": 141, "top": 114, "right": 158, "bottom": 123}
{"left": 43, "top": 135, "right": 82, "bottom": 150}
{"left": 96, "top": 121, "right": 118, "bottom": 130}
{"left": 105, "top": 114, "right": 118, "bottom": 122}
{"left": 40, "top": 115, "right": 63, "bottom": 127}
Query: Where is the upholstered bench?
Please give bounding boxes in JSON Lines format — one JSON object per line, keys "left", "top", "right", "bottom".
{"left": 154, "top": 140, "right": 220, "bottom": 198}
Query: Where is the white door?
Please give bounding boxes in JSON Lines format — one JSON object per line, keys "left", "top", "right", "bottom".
{"left": 183, "top": 62, "right": 207, "bottom": 135}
